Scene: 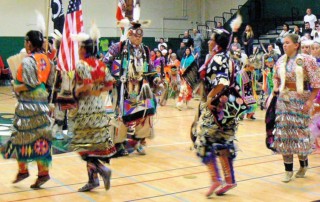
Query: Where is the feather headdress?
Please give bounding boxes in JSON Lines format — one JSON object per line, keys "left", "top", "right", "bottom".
{"left": 35, "top": 10, "right": 46, "bottom": 34}
{"left": 90, "top": 22, "right": 101, "bottom": 42}
{"left": 70, "top": 32, "right": 90, "bottom": 42}
{"left": 90, "top": 22, "right": 101, "bottom": 52}
{"left": 51, "top": 29, "right": 63, "bottom": 50}
{"left": 229, "top": 13, "right": 242, "bottom": 33}
{"left": 116, "top": 0, "right": 151, "bottom": 41}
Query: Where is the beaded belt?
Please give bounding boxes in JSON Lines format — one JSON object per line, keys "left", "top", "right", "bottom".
{"left": 285, "top": 82, "right": 308, "bottom": 91}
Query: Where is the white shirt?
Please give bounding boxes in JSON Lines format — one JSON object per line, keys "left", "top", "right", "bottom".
{"left": 304, "top": 14, "right": 317, "bottom": 29}
{"left": 158, "top": 42, "right": 168, "bottom": 50}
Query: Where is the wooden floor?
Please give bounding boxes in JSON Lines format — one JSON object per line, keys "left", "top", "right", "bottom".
{"left": 0, "top": 86, "right": 320, "bottom": 202}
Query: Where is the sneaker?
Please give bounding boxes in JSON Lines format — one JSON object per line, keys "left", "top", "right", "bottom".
{"left": 13, "top": 173, "right": 29, "bottom": 184}
{"left": 30, "top": 175, "right": 50, "bottom": 189}
{"left": 215, "top": 183, "right": 237, "bottom": 196}
{"left": 206, "top": 182, "right": 221, "bottom": 198}
{"left": 295, "top": 167, "right": 308, "bottom": 178}
{"left": 282, "top": 171, "right": 293, "bottom": 183}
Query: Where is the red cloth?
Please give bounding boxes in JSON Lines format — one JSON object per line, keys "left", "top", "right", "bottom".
{"left": 57, "top": 0, "right": 83, "bottom": 72}
{"left": 0, "top": 56, "right": 4, "bottom": 69}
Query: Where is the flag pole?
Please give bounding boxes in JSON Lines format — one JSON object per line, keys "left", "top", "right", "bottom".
{"left": 46, "top": 0, "right": 57, "bottom": 116}
{"left": 45, "top": 0, "right": 51, "bottom": 54}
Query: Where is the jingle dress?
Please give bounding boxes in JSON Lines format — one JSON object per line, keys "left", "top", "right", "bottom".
{"left": 262, "top": 67, "right": 274, "bottom": 95}
{"left": 236, "top": 69, "right": 257, "bottom": 114}
{"left": 69, "top": 58, "right": 116, "bottom": 160}
{"left": 5, "top": 53, "right": 54, "bottom": 167}
{"left": 178, "top": 54, "right": 195, "bottom": 103}
{"left": 273, "top": 54, "right": 320, "bottom": 155}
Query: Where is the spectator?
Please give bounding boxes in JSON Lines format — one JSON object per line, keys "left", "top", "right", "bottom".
{"left": 182, "top": 30, "right": 194, "bottom": 48}
{"left": 161, "top": 49, "right": 168, "bottom": 64}
{"left": 304, "top": 8, "right": 317, "bottom": 29}
{"left": 168, "top": 53, "right": 180, "bottom": 70}
{"left": 292, "top": 25, "right": 302, "bottom": 36}
{"left": 266, "top": 43, "right": 279, "bottom": 62}
{"left": 242, "top": 24, "right": 254, "bottom": 56}
{"left": 216, "top": 22, "right": 223, "bottom": 29}
{"left": 176, "top": 42, "right": 186, "bottom": 61}
{"left": 301, "top": 32, "right": 312, "bottom": 41}
{"left": 311, "top": 41, "right": 320, "bottom": 57}
{"left": 300, "top": 39, "right": 313, "bottom": 55}
{"left": 311, "top": 22, "right": 320, "bottom": 42}
{"left": 303, "top": 22, "right": 313, "bottom": 37}
{"left": 166, "top": 48, "right": 173, "bottom": 65}
{"left": 157, "top": 37, "right": 168, "bottom": 50}
{"left": 230, "top": 36, "right": 241, "bottom": 51}
{"left": 276, "top": 23, "right": 291, "bottom": 55}
{"left": 149, "top": 50, "right": 156, "bottom": 66}
{"left": 311, "top": 41, "right": 320, "bottom": 66}
{"left": 153, "top": 50, "right": 165, "bottom": 78}
{"left": 192, "top": 29, "right": 203, "bottom": 63}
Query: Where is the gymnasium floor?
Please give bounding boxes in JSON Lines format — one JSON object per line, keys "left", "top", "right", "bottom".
{"left": 0, "top": 86, "right": 319, "bottom": 202}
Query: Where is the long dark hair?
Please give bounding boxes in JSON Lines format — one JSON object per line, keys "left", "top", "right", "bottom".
{"left": 214, "top": 32, "right": 230, "bottom": 50}
{"left": 25, "top": 30, "right": 44, "bottom": 52}
{"left": 155, "top": 50, "right": 162, "bottom": 58}
{"left": 184, "top": 47, "right": 192, "bottom": 58}
{"left": 81, "top": 39, "right": 98, "bottom": 57}
{"left": 283, "top": 23, "right": 289, "bottom": 31}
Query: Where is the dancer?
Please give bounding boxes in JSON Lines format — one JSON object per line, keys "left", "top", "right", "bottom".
{"left": 262, "top": 56, "right": 275, "bottom": 97}
{"left": 272, "top": 34, "right": 320, "bottom": 182}
{"left": 236, "top": 57, "right": 258, "bottom": 119}
{"left": 104, "top": 22, "right": 157, "bottom": 156}
{"left": 176, "top": 47, "right": 195, "bottom": 110}
{"left": 158, "top": 53, "right": 181, "bottom": 106}
{"left": 153, "top": 50, "right": 166, "bottom": 103}
{"left": 50, "top": 30, "right": 77, "bottom": 140}
{"left": 69, "top": 26, "right": 116, "bottom": 192}
{"left": 193, "top": 30, "right": 240, "bottom": 197}
{"left": 4, "top": 30, "right": 54, "bottom": 189}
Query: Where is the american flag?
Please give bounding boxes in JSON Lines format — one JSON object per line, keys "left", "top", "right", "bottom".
{"left": 57, "top": 0, "right": 83, "bottom": 72}
{"left": 116, "top": 0, "right": 126, "bottom": 21}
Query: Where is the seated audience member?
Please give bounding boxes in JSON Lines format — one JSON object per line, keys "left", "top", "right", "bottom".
{"left": 230, "top": 36, "right": 241, "bottom": 51}
{"left": 303, "top": 22, "right": 313, "bottom": 37}
{"left": 301, "top": 39, "right": 313, "bottom": 55}
{"left": 216, "top": 22, "right": 223, "bottom": 29}
{"left": 157, "top": 37, "right": 168, "bottom": 50}
{"left": 292, "top": 25, "right": 302, "bottom": 36}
